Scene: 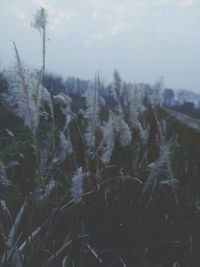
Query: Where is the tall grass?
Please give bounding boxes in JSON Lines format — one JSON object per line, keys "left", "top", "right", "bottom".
{"left": 0, "top": 7, "right": 193, "bottom": 267}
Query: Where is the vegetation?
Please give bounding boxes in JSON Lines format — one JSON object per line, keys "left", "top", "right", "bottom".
{"left": 0, "top": 8, "right": 200, "bottom": 267}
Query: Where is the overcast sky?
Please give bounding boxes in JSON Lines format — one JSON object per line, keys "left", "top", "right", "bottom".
{"left": 1, "top": 0, "right": 200, "bottom": 91}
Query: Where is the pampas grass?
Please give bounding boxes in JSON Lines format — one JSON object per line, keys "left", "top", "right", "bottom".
{"left": 5, "top": 42, "right": 43, "bottom": 136}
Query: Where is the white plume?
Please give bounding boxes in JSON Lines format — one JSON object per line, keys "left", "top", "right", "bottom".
{"left": 53, "top": 93, "right": 73, "bottom": 130}
{"left": 0, "top": 161, "right": 10, "bottom": 187}
{"left": 84, "top": 83, "right": 104, "bottom": 150}
{"left": 101, "top": 112, "right": 115, "bottom": 164}
{"left": 5, "top": 43, "right": 43, "bottom": 135}
{"left": 71, "top": 167, "right": 84, "bottom": 202}
{"left": 100, "top": 110, "right": 132, "bottom": 164}
{"left": 150, "top": 77, "right": 164, "bottom": 108}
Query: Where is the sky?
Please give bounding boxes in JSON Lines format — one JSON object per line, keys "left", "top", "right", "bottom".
{"left": 0, "top": 0, "right": 200, "bottom": 92}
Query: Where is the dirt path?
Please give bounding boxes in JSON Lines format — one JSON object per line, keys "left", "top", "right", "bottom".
{"left": 164, "top": 108, "right": 200, "bottom": 132}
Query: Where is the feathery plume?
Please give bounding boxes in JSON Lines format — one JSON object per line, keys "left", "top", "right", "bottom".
{"left": 150, "top": 77, "right": 164, "bottom": 108}
{"left": 101, "top": 111, "right": 115, "bottom": 164}
{"left": 53, "top": 93, "right": 72, "bottom": 130}
{"left": 100, "top": 110, "right": 132, "bottom": 164}
{"left": 32, "top": 7, "right": 48, "bottom": 31}
{"left": 71, "top": 167, "right": 84, "bottom": 202}
{"left": 84, "top": 76, "right": 104, "bottom": 150}
{"left": 5, "top": 43, "right": 43, "bottom": 135}
{"left": 32, "top": 7, "right": 48, "bottom": 99}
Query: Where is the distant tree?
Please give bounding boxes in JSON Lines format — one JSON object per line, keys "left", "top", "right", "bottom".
{"left": 44, "top": 73, "right": 66, "bottom": 94}
{"left": 163, "top": 88, "right": 175, "bottom": 107}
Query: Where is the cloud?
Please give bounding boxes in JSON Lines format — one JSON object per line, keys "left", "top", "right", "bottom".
{"left": 153, "top": 0, "right": 200, "bottom": 7}
{"left": 9, "top": 0, "right": 78, "bottom": 35}
{"left": 9, "top": 2, "right": 29, "bottom": 23}
{"left": 110, "top": 22, "right": 131, "bottom": 35}
{"left": 84, "top": 33, "right": 105, "bottom": 48}
{"left": 14, "top": 10, "right": 27, "bottom": 21}
{"left": 48, "top": 10, "right": 78, "bottom": 34}
{"left": 31, "top": 0, "right": 49, "bottom": 8}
